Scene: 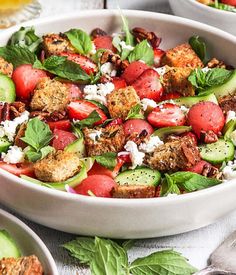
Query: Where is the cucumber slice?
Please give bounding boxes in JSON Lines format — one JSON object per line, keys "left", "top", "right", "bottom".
{"left": 115, "top": 167, "right": 161, "bottom": 187}
{"left": 152, "top": 126, "right": 192, "bottom": 140}
{"left": 0, "top": 137, "right": 11, "bottom": 153}
{"left": 0, "top": 73, "right": 16, "bottom": 103}
{"left": 65, "top": 137, "right": 86, "bottom": 158}
{"left": 0, "top": 230, "right": 21, "bottom": 260}
{"left": 199, "top": 139, "right": 234, "bottom": 164}
{"left": 223, "top": 120, "right": 236, "bottom": 141}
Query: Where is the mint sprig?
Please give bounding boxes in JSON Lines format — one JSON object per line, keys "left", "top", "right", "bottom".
{"left": 128, "top": 39, "right": 154, "bottom": 65}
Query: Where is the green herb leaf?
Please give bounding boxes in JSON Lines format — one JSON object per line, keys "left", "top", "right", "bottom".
{"left": 0, "top": 45, "right": 37, "bottom": 68}
{"left": 128, "top": 40, "right": 154, "bottom": 65}
{"left": 94, "top": 152, "right": 117, "bottom": 170}
{"left": 62, "top": 237, "right": 95, "bottom": 264}
{"left": 25, "top": 150, "right": 42, "bottom": 162}
{"left": 122, "top": 240, "right": 135, "bottom": 251}
{"left": 161, "top": 174, "right": 180, "bottom": 197}
{"left": 169, "top": 171, "right": 221, "bottom": 192}
{"left": 21, "top": 118, "right": 53, "bottom": 151}
{"left": 112, "top": 35, "right": 122, "bottom": 52}
{"left": 90, "top": 237, "right": 128, "bottom": 275}
{"left": 126, "top": 104, "right": 144, "bottom": 120}
{"left": 65, "top": 29, "right": 92, "bottom": 55}
{"left": 130, "top": 250, "right": 197, "bottom": 275}
{"left": 119, "top": 9, "right": 135, "bottom": 47}
{"left": 189, "top": 35, "right": 207, "bottom": 63}
{"left": 75, "top": 110, "right": 101, "bottom": 128}
{"left": 8, "top": 26, "right": 42, "bottom": 53}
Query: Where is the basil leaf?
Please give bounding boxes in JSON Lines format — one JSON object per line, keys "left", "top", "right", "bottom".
{"left": 0, "top": 45, "right": 37, "bottom": 68}
{"left": 130, "top": 250, "right": 197, "bottom": 275}
{"left": 75, "top": 110, "right": 101, "bottom": 128}
{"left": 65, "top": 29, "right": 92, "bottom": 55}
{"left": 122, "top": 240, "right": 135, "bottom": 251}
{"left": 21, "top": 118, "right": 53, "bottom": 151}
{"left": 25, "top": 150, "right": 42, "bottom": 162}
{"left": 94, "top": 152, "right": 117, "bottom": 170}
{"left": 161, "top": 174, "right": 180, "bottom": 197}
{"left": 90, "top": 237, "right": 128, "bottom": 275}
{"left": 169, "top": 172, "right": 221, "bottom": 192}
{"left": 189, "top": 35, "right": 207, "bottom": 63}
{"left": 62, "top": 237, "right": 95, "bottom": 264}
{"left": 8, "top": 26, "right": 42, "bottom": 53}
{"left": 126, "top": 104, "right": 144, "bottom": 120}
{"left": 128, "top": 40, "right": 154, "bottom": 65}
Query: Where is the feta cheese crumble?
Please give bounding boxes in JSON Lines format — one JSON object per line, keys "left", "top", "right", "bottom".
{"left": 139, "top": 136, "right": 163, "bottom": 153}
{"left": 222, "top": 160, "right": 236, "bottom": 180}
{"left": 119, "top": 41, "right": 134, "bottom": 51}
{"left": 226, "top": 110, "right": 236, "bottom": 123}
{"left": 2, "top": 146, "right": 25, "bottom": 164}
{"left": 124, "top": 141, "right": 145, "bottom": 169}
{"left": 140, "top": 98, "right": 157, "bottom": 111}
{"left": 84, "top": 82, "right": 115, "bottom": 105}
{"left": 88, "top": 129, "right": 102, "bottom": 142}
{"left": 201, "top": 67, "right": 212, "bottom": 73}
{"left": 100, "top": 62, "right": 117, "bottom": 77}
{"left": 154, "top": 66, "right": 166, "bottom": 76}
{"left": 180, "top": 105, "right": 189, "bottom": 114}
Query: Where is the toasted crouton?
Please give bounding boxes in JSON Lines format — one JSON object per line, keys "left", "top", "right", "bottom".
{"left": 145, "top": 136, "right": 200, "bottom": 172}
{"left": 42, "top": 33, "right": 75, "bottom": 56}
{"left": 0, "top": 56, "right": 13, "bottom": 77}
{"left": 219, "top": 95, "right": 236, "bottom": 114}
{"left": 112, "top": 185, "right": 156, "bottom": 198}
{"left": 83, "top": 125, "right": 126, "bottom": 157}
{"left": 0, "top": 255, "right": 43, "bottom": 275}
{"left": 162, "top": 67, "right": 195, "bottom": 96}
{"left": 30, "top": 77, "right": 69, "bottom": 113}
{"left": 161, "top": 43, "right": 204, "bottom": 68}
{"left": 107, "top": 86, "right": 140, "bottom": 120}
{"left": 34, "top": 150, "right": 81, "bottom": 182}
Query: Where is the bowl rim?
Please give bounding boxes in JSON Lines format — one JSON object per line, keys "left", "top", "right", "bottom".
{"left": 0, "top": 9, "right": 236, "bottom": 206}
{"left": 0, "top": 209, "right": 58, "bottom": 275}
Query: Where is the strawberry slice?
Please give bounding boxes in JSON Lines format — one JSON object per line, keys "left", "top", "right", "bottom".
{"left": 93, "top": 35, "right": 115, "bottom": 51}
{"left": 132, "top": 69, "right": 163, "bottom": 101}
{"left": 153, "top": 48, "right": 165, "bottom": 67}
{"left": 121, "top": 61, "right": 149, "bottom": 85}
{"left": 112, "top": 77, "right": 127, "bottom": 90}
{"left": 59, "top": 52, "right": 97, "bottom": 75}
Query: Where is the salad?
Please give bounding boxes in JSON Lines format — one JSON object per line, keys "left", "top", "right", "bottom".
{"left": 197, "top": 0, "right": 236, "bottom": 12}
{"left": 0, "top": 16, "right": 235, "bottom": 199}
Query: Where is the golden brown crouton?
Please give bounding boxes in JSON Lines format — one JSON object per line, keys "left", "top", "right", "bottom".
{"left": 34, "top": 150, "right": 81, "bottom": 182}
{"left": 219, "top": 95, "right": 236, "bottom": 114}
{"left": 107, "top": 86, "right": 140, "bottom": 120}
{"left": 30, "top": 77, "right": 69, "bottom": 113}
{"left": 145, "top": 136, "right": 200, "bottom": 172}
{"left": 161, "top": 43, "right": 204, "bottom": 68}
{"left": 0, "top": 56, "right": 13, "bottom": 77}
{"left": 0, "top": 255, "right": 43, "bottom": 275}
{"left": 162, "top": 67, "right": 195, "bottom": 96}
{"left": 112, "top": 185, "right": 155, "bottom": 198}
{"left": 83, "top": 125, "right": 126, "bottom": 157}
{"left": 42, "top": 33, "right": 75, "bottom": 56}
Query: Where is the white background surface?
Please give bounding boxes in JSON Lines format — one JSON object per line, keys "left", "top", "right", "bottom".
{"left": 1, "top": 0, "right": 236, "bottom": 274}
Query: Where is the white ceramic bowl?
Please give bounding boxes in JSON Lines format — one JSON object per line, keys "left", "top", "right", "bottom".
{"left": 0, "top": 209, "right": 58, "bottom": 275}
{"left": 169, "top": 0, "right": 236, "bottom": 36}
{"left": 0, "top": 10, "right": 236, "bottom": 239}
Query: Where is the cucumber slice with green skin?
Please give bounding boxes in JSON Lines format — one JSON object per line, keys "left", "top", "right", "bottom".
{"left": 65, "top": 137, "right": 86, "bottom": 158}
{"left": 223, "top": 119, "right": 236, "bottom": 141}
{"left": 0, "top": 137, "right": 11, "bottom": 153}
{"left": 21, "top": 163, "right": 87, "bottom": 190}
{"left": 199, "top": 139, "right": 235, "bottom": 164}
{"left": 200, "top": 70, "right": 236, "bottom": 99}
{"left": 0, "top": 230, "right": 21, "bottom": 260}
{"left": 115, "top": 168, "right": 161, "bottom": 187}
{"left": 158, "top": 93, "right": 218, "bottom": 107}
{"left": 152, "top": 126, "right": 192, "bottom": 140}
{"left": 0, "top": 73, "right": 16, "bottom": 103}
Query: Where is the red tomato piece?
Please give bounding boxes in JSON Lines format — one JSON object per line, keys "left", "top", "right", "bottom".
{"left": 187, "top": 102, "right": 225, "bottom": 138}
{"left": 93, "top": 35, "right": 115, "bottom": 51}
{"left": 0, "top": 162, "right": 34, "bottom": 177}
{"left": 112, "top": 77, "right": 127, "bottom": 90}
{"left": 221, "top": 0, "right": 236, "bottom": 6}
{"left": 59, "top": 52, "right": 97, "bottom": 75}
{"left": 47, "top": 120, "right": 71, "bottom": 132}
{"left": 12, "top": 64, "right": 47, "bottom": 100}
{"left": 67, "top": 100, "right": 107, "bottom": 125}
{"left": 161, "top": 92, "right": 181, "bottom": 101}
{"left": 153, "top": 48, "right": 165, "bottom": 67}
{"left": 74, "top": 175, "right": 117, "bottom": 197}
{"left": 147, "top": 103, "right": 186, "bottom": 128}
{"left": 132, "top": 69, "right": 163, "bottom": 101}
{"left": 185, "top": 160, "right": 211, "bottom": 174}
{"left": 121, "top": 61, "right": 149, "bottom": 85}
{"left": 52, "top": 129, "right": 77, "bottom": 150}
{"left": 64, "top": 83, "right": 83, "bottom": 100}
{"left": 123, "top": 119, "right": 154, "bottom": 136}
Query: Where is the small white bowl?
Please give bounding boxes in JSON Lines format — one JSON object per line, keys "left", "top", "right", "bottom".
{"left": 0, "top": 209, "right": 58, "bottom": 275}
{"left": 169, "top": 0, "right": 236, "bottom": 36}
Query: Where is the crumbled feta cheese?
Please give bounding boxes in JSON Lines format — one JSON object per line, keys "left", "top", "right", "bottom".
{"left": 100, "top": 62, "right": 117, "bottom": 77}
{"left": 230, "top": 130, "right": 236, "bottom": 146}
{"left": 202, "top": 67, "right": 211, "bottom": 73}
{"left": 154, "top": 66, "right": 166, "bottom": 76}
{"left": 0, "top": 111, "right": 29, "bottom": 142}
{"left": 226, "top": 110, "right": 236, "bottom": 123}
{"left": 180, "top": 105, "right": 189, "bottom": 114}
{"left": 88, "top": 129, "right": 102, "bottom": 142}
{"left": 84, "top": 82, "right": 115, "bottom": 105}
{"left": 124, "top": 140, "right": 145, "bottom": 169}
{"left": 222, "top": 160, "right": 236, "bottom": 180}
{"left": 2, "top": 146, "right": 25, "bottom": 164}
{"left": 90, "top": 42, "right": 97, "bottom": 55}
{"left": 119, "top": 41, "right": 134, "bottom": 51}
{"left": 139, "top": 136, "right": 163, "bottom": 153}
{"left": 140, "top": 98, "right": 157, "bottom": 111}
